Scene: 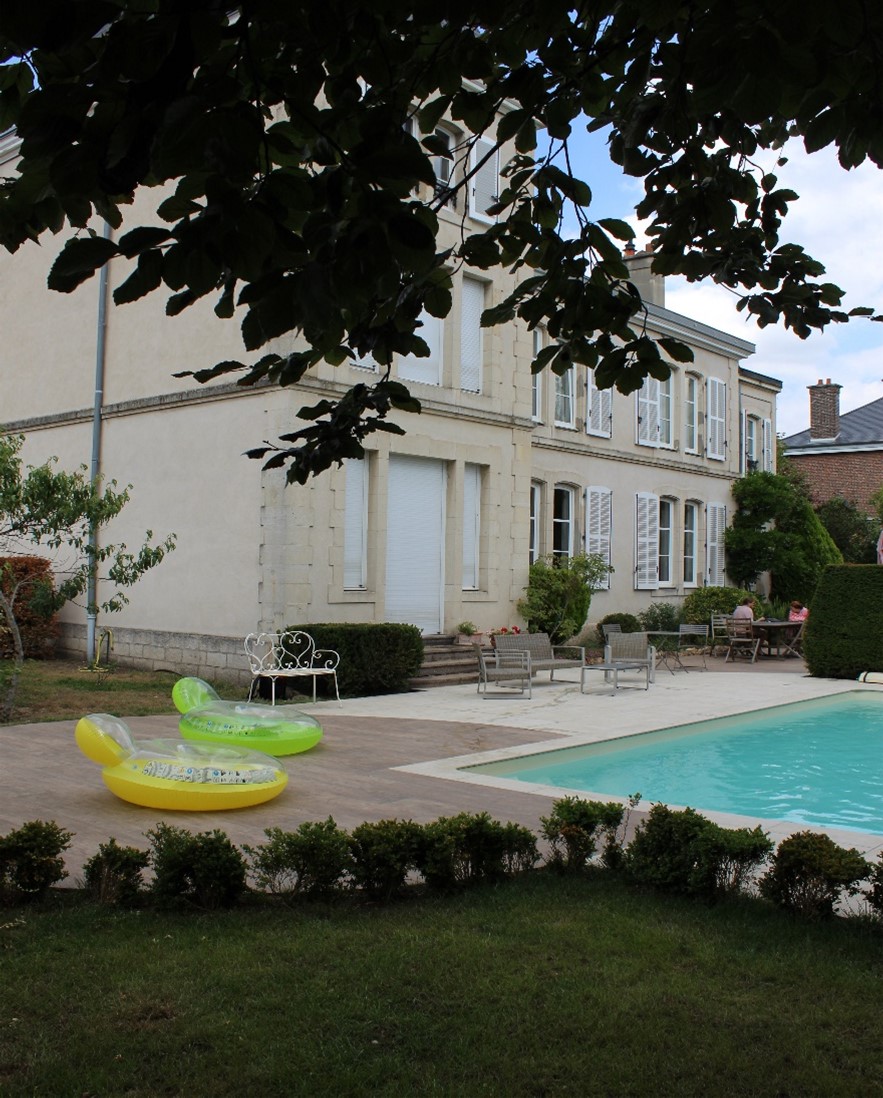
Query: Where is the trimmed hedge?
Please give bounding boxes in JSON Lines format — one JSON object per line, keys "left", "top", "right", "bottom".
{"left": 284, "top": 622, "right": 424, "bottom": 697}
{"left": 0, "top": 556, "right": 59, "bottom": 658}
{"left": 803, "top": 565, "right": 883, "bottom": 678}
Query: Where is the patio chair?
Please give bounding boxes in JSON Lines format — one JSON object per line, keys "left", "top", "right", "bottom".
{"left": 601, "top": 623, "right": 622, "bottom": 641}
{"left": 476, "top": 647, "right": 532, "bottom": 698}
{"left": 604, "top": 631, "right": 656, "bottom": 686}
{"left": 677, "top": 624, "right": 708, "bottom": 670}
{"left": 781, "top": 620, "right": 806, "bottom": 659}
{"left": 245, "top": 630, "right": 341, "bottom": 705}
{"left": 710, "top": 614, "right": 732, "bottom": 657}
{"left": 724, "top": 618, "right": 761, "bottom": 664}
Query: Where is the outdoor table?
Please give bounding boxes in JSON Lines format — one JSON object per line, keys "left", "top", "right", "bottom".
{"left": 750, "top": 619, "right": 801, "bottom": 658}
{"left": 581, "top": 661, "right": 650, "bottom": 695}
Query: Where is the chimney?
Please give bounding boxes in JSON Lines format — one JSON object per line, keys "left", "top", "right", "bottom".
{"left": 623, "top": 246, "right": 665, "bottom": 307}
{"left": 808, "top": 378, "right": 841, "bottom": 440}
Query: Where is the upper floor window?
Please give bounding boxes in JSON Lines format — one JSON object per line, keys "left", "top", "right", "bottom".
{"left": 553, "top": 485, "right": 575, "bottom": 559}
{"left": 467, "top": 137, "right": 499, "bottom": 224}
{"left": 706, "top": 378, "right": 727, "bottom": 461}
{"left": 398, "top": 309, "right": 442, "bottom": 386}
{"left": 743, "top": 413, "right": 759, "bottom": 472}
{"left": 586, "top": 368, "right": 612, "bottom": 438}
{"left": 636, "top": 376, "right": 673, "bottom": 448}
{"left": 554, "top": 368, "right": 575, "bottom": 428}
{"left": 432, "top": 128, "right": 456, "bottom": 205}
{"left": 460, "top": 276, "right": 484, "bottom": 393}
{"left": 531, "top": 329, "right": 543, "bottom": 422}
{"left": 684, "top": 374, "right": 699, "bottom": 453}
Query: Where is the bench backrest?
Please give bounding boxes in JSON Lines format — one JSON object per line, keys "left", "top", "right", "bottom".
{"left": 493, "top": 632, "right": 553, "bottom": 659}
{"left": 245, "top": 631, "right": 340, "bottom": 674}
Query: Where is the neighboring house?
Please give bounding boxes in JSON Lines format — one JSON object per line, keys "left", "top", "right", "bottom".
{"left": 0, "top": 130, "right": 779, "bottom": 676}
{"left": 782, "top": 380, "right": 883, "bottom": 514}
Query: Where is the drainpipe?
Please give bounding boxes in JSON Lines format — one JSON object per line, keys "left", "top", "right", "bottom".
{"left": 86, "top": 221, "right": 112, "bottom": 663}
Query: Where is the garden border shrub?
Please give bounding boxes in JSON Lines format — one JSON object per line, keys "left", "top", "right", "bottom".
{"left": 284, "top": 622, "right": 424, "bottom": 696}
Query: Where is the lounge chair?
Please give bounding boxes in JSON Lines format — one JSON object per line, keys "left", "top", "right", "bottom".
{"left": 476, "top": 647, "right": 531, "bottom": 698}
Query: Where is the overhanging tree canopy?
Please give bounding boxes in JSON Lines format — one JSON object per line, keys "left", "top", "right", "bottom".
{"left": 1, "top": 0, "right": 881, "bottom": 481}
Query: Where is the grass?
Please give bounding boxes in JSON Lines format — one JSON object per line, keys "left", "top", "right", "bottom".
{"left": 1, "top": 874, "right": 882, "bottom": 1096}
{"left": 0, "top": 659, "right": 245, "bottom": 724}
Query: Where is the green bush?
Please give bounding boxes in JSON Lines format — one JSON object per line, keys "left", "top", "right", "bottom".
{"left": 517, "top": 553, "right": 611, "bottom": 644}
{"left": 803, "top": 565, "right": 883, "bottom": 678}
{"left": 348, "top": 819, "right": 424, "bottom": 901}
{"left": 625, "top": 804, "right": 772, "bottom": 900}
{"left": 0, "top": 820, "right": 72, "bottom": 902}
{"left": 245, "top": 819, "right": 352, "bottom": 900}
{"left": 595, "top": 612, "right": 641, "bottom": 646}
{"left": 82, "top": 837, "right": 149, "bottom": 907}
{"left": 637, "top": 603, "right": 682, "bottom": 633}
{"left": 758, "top": 831, "right": 870, "bottom": 918}
{"left": 540, "top": 797, "right": 625, "bottom": 872}
{"left": 415, "top": 812, "right": 538, "bottom": 889}
{"left": 681, "top": 586, "right": 753, "bottom": 624}
{"left": 147, "top": 824, "right": 247, "bottom": 910}
{"left": 284, "top": 623, "right": 423, "bottom": 697}
{"left": 868, "top": 852, "right": 883, "bottom": 920}
{"left": 0, "top": 556, "right": 60, "bottom": 658}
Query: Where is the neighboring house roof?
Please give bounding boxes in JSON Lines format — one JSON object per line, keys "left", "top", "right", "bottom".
{"left": 783, "top": 394, "right": 883, "bottom": 452}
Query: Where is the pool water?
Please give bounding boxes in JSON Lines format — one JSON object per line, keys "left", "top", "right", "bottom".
{"left": 465, "top": 691, "right": 883, "bottom": 835}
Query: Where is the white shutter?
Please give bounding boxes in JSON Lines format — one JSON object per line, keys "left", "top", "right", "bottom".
{"left": 385, "top": 455, "right": 446, "bottom": 633}
{"left": 468, "top": 137, "right": 499, "bottom": 224}
{"left": 343, "top": 458, "right": 368, "bottom": 589}
{"left": 637, "top": 379, "right": 659, "bottom": 446}
{"left": 586, "top": 369, "right": 612, "bottom": 437}
{"left": 762, "top": 418, "right": 773, "bottom": 471}
{"left": 635, "top": 492, "right": 659, "bottom": 590}
{"left": 462, "top": 464, "right": 481, "bottom": 589}
{"left": 460, "top": 277, "right": 484, "bottom": 393}
{"left": 706, "top": 502, "right": 727, "bottom": 586}
{"left": 707, "top": 378, "right": 727, "bottom": 460}
{"left": 399, "top": 310, "right": 442, "bottom": 385}
{"left": 586, "top": 486, "right": 612, "bottom": 590}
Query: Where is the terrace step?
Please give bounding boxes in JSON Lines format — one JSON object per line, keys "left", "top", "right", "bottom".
{"left": 410, "top": 635, "right": 481, "bottom": 688}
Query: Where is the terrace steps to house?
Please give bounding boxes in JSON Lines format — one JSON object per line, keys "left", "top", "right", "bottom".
{"left": 410, "top": 635, "right": 481, "bottom": 689}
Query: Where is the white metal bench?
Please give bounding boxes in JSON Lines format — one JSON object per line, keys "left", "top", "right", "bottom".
{"left": 245, "top": 631, "right": 341, "bottom": 706}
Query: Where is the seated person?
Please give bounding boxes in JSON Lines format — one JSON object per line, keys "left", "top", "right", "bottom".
{"left": 733, "top": 597, "right": 756, "bottom": 621}
{"left": 789, "top": 600, "right": 809, "bottom": 622}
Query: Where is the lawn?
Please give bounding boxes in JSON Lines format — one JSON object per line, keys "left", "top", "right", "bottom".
{"left": 0, "top": 659, "right": 245, "bottom": 724}
{"left": 2, "top": 874, "right": 882, "bottom": 1096}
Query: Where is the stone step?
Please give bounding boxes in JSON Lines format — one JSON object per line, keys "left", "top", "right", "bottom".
{"left": 410, "top": 670, "right": 478, "bottom": 689}
{"left": 411, "top": 635, "right": 480, "bottom": 688}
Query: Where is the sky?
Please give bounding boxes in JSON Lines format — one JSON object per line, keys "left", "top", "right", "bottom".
{"left": 559, "top": 128, "right": 883, "bottom": 437}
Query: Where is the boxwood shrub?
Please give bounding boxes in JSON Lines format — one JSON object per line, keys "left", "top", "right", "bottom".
{"left": 803, "top": 565, "right": 883, "bottom": 678}
{"left": 284, "top": 622, "right": 424, "bottom": 697}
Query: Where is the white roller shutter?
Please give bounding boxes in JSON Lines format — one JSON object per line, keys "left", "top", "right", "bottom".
{"left": 460, "top": 277, "right": 484, "bottom": 393}
{"left": 399, "top": 310, "right": 442, "bottom": 385}
{"left": 468, "top": 137, "right": 499, "bottom": 224}
{"left": 343, "top": 458, "right": 368, "bottom": 589}
{"left": 385, "top": 455, "right": 446, "bottom": 633}
{"left": 462, "top": 463, "right": 481, "bottom": 589}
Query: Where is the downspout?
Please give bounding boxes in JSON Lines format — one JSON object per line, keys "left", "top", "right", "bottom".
{"left": 86, "top": 221, "right": 112, "bottom": 663}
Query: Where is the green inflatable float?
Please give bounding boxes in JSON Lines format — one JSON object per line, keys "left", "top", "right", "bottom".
{"left": 173, "top": 677, "right": 323, "bottom": 757}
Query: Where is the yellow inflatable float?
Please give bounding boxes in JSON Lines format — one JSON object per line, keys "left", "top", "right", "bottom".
{"left": 75, "top": 713, "right": 288, "bottom": 810}
{"left": 172, "top": 677, "right": 323, "bottom": 756}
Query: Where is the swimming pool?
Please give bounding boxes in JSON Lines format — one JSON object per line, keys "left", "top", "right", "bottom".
{"left": 464, "top": 691, "right": 883, "bottom": 835}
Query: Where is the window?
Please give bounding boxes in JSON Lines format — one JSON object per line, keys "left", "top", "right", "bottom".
{"left": 553, "top": 486, "right": 575, "bottom": 559}
{"left": 585, "top": 486, "right": 612, "bottom": 590}
{"left": 762, "top": 418, "right": 773, "bottom": 471}
{"left": 706, "top": 502, "right": 727, "bottom": 586}
{"left": 683, "top": 502, "right": 698, "bottom": 587}
{"left": 636, "top": 376, "right": 672, "bottom": 447}
{"left": 462, "top": 464, "right": 481, "bottom": 589}
{"left": 460, "top": 276, "right": 484, "bottom": 393}
{"left": 529, "top": 482, "right": 542, "bottom": 563}
{"left": 399, "top": 309, "right": 442, "bottom": 385}
{"left": 531, "top": 329, "right": 543, "bottom": 422}
{"left": 586, "top": 369, "right": 612, "bottom": 438}
{"left": 432, "top": 128, "right": 455, "bottom": 204}
{"left": 343, "top": 458, "right": 368, "bottom": 589}
{"left": 635, "top": 492, "right": 659, "bottom": 590}
{"left": 658, "top": 498, "right": 674, "bottom": 586}
{"left": 554, "top": 368, "right": 575, "bottom": 427}
{"left": 706, "top": 378, "right": 727, "bottom": 460}
{"left": 468, "top": 137, "right": 499, "bottom": 224}
{"left": 684, "top": 375, "right": 699, "bottom": 453}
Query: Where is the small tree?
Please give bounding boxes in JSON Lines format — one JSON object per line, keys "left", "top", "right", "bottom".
{"left": 517, "top": 553, "right": 611, "bottom": 644}
{"left": 0, "top": 435, "right": 175, "bottom": 721}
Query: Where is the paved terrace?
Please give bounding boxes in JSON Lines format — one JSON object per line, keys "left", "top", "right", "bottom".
{"left": 2, "top": 655, "right": 881, "bottom": 883}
